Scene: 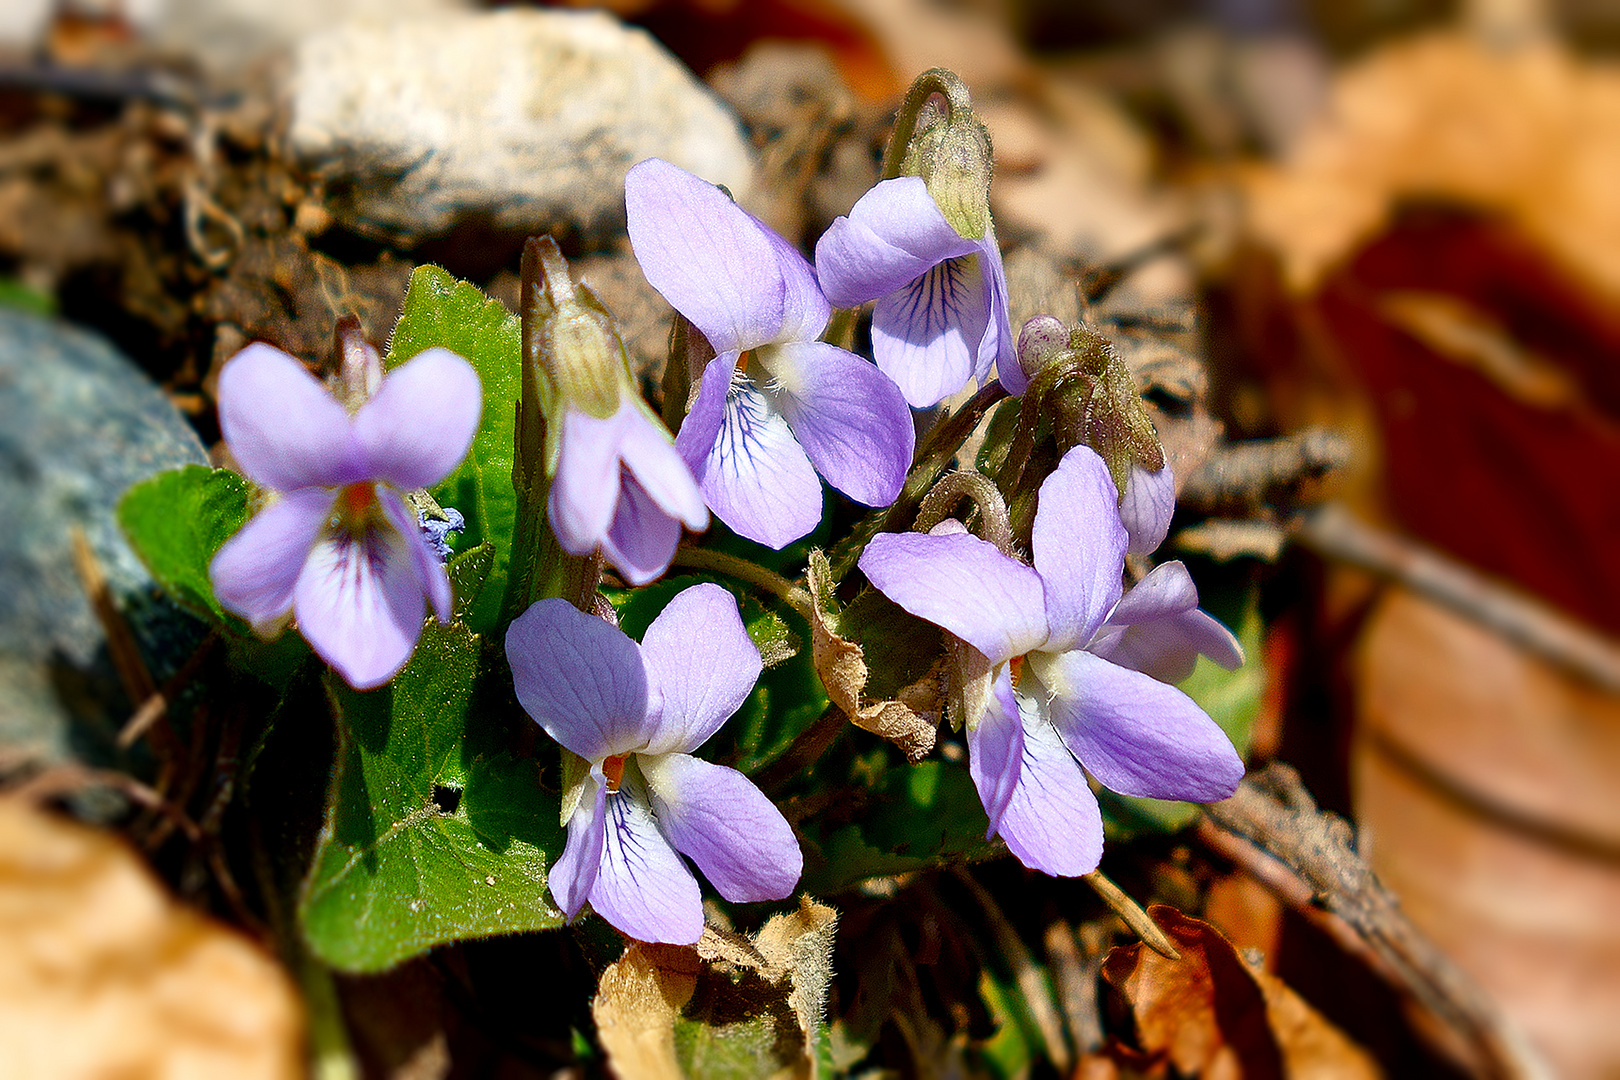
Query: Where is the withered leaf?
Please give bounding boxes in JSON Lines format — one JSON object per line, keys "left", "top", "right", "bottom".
{"left": 596, "top": 898, "right": 840, "bottom": 1080}
{"left": 0, "top": 799, "right": 304, "bottom": 1079}
{"left": 806, "top": 550, "right": 937, "bottom": 762}
{"left": 1101, "top": 905, "right": 1380, "bottom": 1080}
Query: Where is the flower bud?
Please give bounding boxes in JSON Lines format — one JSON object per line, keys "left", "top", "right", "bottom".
{"left": 525, "top": 237, "right": 627, "bottom": 422}
{"left": 1016, "top": 315, "right": 1069, "bottom": 381}
{"left": 888, "top": 68, "right": 995, "bottom": 241}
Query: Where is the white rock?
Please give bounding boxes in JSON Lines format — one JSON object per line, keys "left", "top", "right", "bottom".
{"left": 288, "top": 9, "right": 756, "bottom": 243}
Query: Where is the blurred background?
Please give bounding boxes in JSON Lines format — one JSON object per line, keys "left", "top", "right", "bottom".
{"left": 1, "top": 0, "right": 1617, "bottom": 1077}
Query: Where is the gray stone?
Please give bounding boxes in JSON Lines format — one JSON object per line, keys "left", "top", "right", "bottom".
{"left": 0, "top": 308, "right": 208, "bottom": 769}
{"left": 288, "top": 9, "right": 757, "bottom": 244}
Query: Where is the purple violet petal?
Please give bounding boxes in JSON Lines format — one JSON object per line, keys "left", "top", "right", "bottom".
{"left": 293, "top": 500, "right": 425, "bottom": 689}
{"left": 600, "top": 473, "right": 683, "bottom": 587}
{"left": 590, "top": 768, "right": 705, "bottom": 944}
{"left": 1037, "top": 648, "right": 1244, "bottom": 802}
{"left": 619, "top": 408, "right": 708, "bottom": 530}
{"left": 976, "top": 226, "right": 1016, "bottom": 388}
{"left": 693, "top": 375, "right": 823, "bottom": 549}
{"left": 355, "top": 347, "right": 482, "bottom": 491}
{"left": 965, "top": 668, "right": 1023, "bottom": 834}
{"left": 378, "top": 488, "right": 452, "bottom": 624}
{"left": 218, "top": 343, "right": 365, "bottom": 492}
{"left": 1105, "top": 560, "right": 1200, "bottom": 626}
{"left": 210, "top": 487, "right": 332, "bottom": 632}
{"left": 641, "top": 753, "right": 801, "bottom": 903}
{"left": 992, "top": 689, "right": 1105, "bottom": 876}
{"left": 1120, "top": 463, "right": 1175, "bottom": 556}
{"left": 673, "top": 351, "right": 740, "bottom": 477}
{"left": 813, "top": 177, "right": 977, "bottom": 307}
{"left": 549, "top": 780, "right": 606, "bottom": 922}
{"left": 759, "top": 217, "right": 832, "bottom": 344}
{"left": 549, "top": 408, "right": 625, "bottom": 557}
{"left": 870, "top": 254, "right": 990, "bottom": 408}
{"left": 765, "top": 341, "right": 914, "bottom": 507}
{"left": 1032, "top": 446, "right": 1127, "bottom": 653}
{"left": 638, "top": 583, "right": 762, "bottom": 756}
{"left": 1090, "top": 608, "right": 1245, "bottom": 685}
{"left": 859, "top": 531, "right": 1047, "bottom": 665}
{"left": 505, "top": 598, "right": 652, "bottom": 762}
{"left": 626, "top": 158, "right": 792, "bottom": 354}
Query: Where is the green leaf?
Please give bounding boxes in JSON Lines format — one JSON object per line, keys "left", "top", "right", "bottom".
{"left": 801, "top": 758, "right": 999, "bottom": 894}
{"left": 446, "top": 541, "right": 495, "bottom": 619}
{"left": 117, "top": 465, "right": 248, "bottom": 624}
{"left": 299, "top": 620, "right": 565, "bottom": 972}
{"left": 1101, "top": 593, "right": 1267, "bottom": 837}
{"left": 386, "top": 265, "right": 522, "bottom": 635}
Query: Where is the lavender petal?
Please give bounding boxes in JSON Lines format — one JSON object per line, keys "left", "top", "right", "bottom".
{"left": 549, "top": 781, "right": 606, "bottom": 921}
{"left": 692, "top": 376, "right": 823, "bottom": 549}
{"left": 293, "top": 507, "right": 426, "bottom": 690}
{"left": 1032, "top": 446, "right": 1127, "bottom": 652}
{"left": 813, "top": 177, "right": 977, "bottom": 307}
{"left": 860, "top": 531, "right": 1047, "bottom": 666}
{"left": 638, "top": 583, "right": 762, "bottom": 756}
{"left": 766, "top": 341, "right": 914, "bottom": 507}
{"left": 1037, "top": 648, "right": 1244, "bottom": 803}
{"left": 355, "top": 347, "right": 482, "bottom": 491}
{"left": 1120, "top": 463, "right": 1175, "bottom": 556}
{"left": 589, "top": 768, "right": 704, "bottom": 944}
{"left": 641, "top": 753, "right": 801, "bottom": 903}
{"left": 870, "top": 254, "right": 990, "bottom": 408}
{"left": 378, "top": 488, "right": 452, "bottom": 624}
{"left": 993, "top": 690, "right": 1105, "bottom": 876}
{"left": 505, "top": 598, "right": 652, "bottom": 762}
{"left": 965, "top": 669, "right": 1024, "bottom": 833}
{"left": 209, "top": 487, "right": 331, "bottom": 632}
{"left": 218, "top": 343, "right": 364, "bottom": 492}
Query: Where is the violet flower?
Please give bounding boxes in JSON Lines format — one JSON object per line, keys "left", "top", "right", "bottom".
{"left": 1120, "top": 463, "right": 1176, "bottom": 556}
{"left": 859, "top": 446, "right": 1243, "bottom": 876}
{"left": 626, "top": 158, "right": 915, "bottom": 549}
{"left": 506, "top": 583, "right": 801, "bottom": 944}
{"left": 814, "top": 176, "right": 1014, "bottom": 408}
{"left": 209, "top": 343, "right": 480, "bottom": 689}
{"left": 548, "top": 401, "right": 709, "bottom": 585}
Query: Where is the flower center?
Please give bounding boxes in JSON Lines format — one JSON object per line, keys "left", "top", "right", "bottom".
{"left": 330, "top": 482, "right": 381, "bottom": 535}
{"left": 737, "top": 350, "right": 751, "bottom": 374}
{"left": 1009, "top": 655, "right": 1025, "bottom": 688}
{"left": 603, "top": 754, "right": 627, "bottom": 793}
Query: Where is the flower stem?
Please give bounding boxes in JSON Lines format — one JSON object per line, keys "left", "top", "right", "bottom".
{"left": 828, "top": 379, "right": 1008, "bottom": 579}
{"left": 669, "top": 546, "right": 814, "bottom": 621}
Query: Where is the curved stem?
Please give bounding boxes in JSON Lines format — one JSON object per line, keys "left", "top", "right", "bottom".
{"left": 828, "top": 379, "right": 1009, "bottom": 578}
{"left": 669, "top": 546, "right": 813, "bottom": 621}
{"left": 915, "top": 470, "right": 1013, "bottom": 554}
{"left": 1084, "top": 870, "right": 1181, "bottom": 961}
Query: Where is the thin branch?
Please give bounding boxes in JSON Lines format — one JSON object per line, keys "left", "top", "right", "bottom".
{"left": 1083, "top": 870, "right": 1181, "bottom": 961}
{"left": 1200, "top": 763, "right": 1553, "bottom": 1080}
{"left": 1178, "top": 427, "right": 1352, "bottom": 516}
{"left": 1296, "top": 504, "right": 1620, "bottom": 694}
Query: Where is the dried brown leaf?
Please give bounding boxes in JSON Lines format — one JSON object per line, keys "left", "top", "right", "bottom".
{"left": 807, "top": 551, "right": 937, "bottom": 762}
{"left": 593, "top": 943, "right": 702, "bottom": 1080}
{"left": 1101, "top": 905, "right": 1380, "bottom": 1080}
{"left": 0, "top": 798, "right": 303, "bottom": 1079}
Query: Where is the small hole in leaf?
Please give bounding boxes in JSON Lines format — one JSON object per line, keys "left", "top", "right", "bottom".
{"left": 432, "top": 785, "right": 463, "bottom": 815}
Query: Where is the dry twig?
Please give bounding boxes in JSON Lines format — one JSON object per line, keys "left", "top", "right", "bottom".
{"left": 1200, "top": 763, "right": 1552, "bottom": 1080}
{"left": 1296, "top": 504, "right": 1620, "bottom": 694}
